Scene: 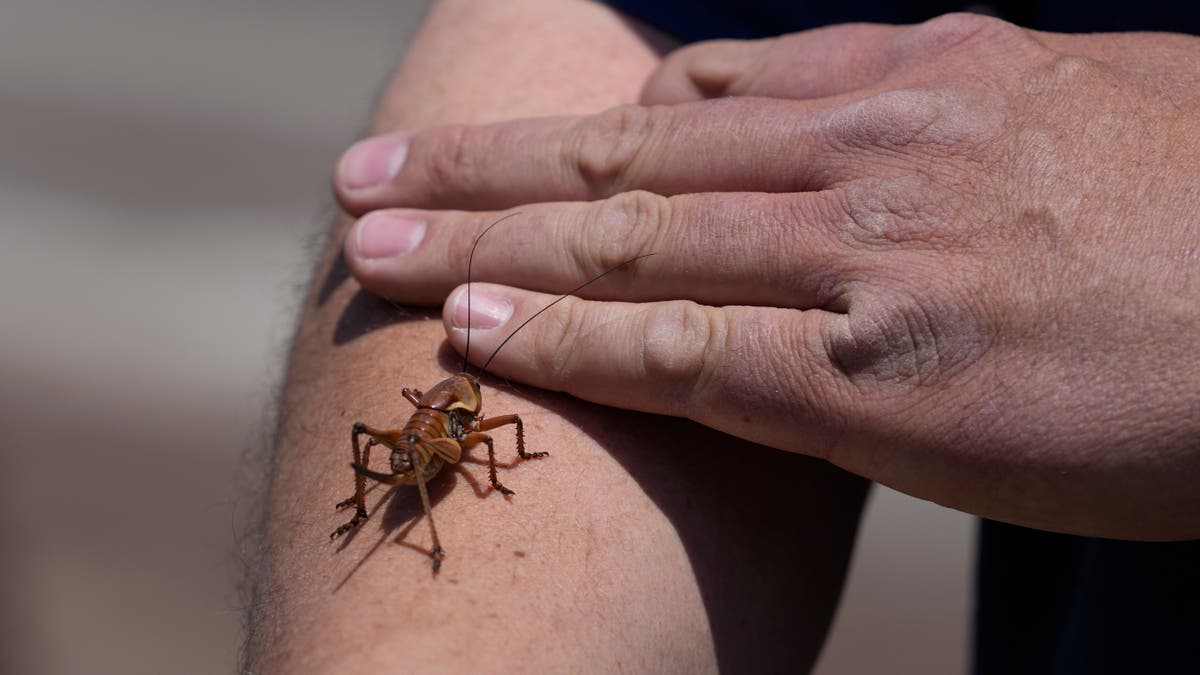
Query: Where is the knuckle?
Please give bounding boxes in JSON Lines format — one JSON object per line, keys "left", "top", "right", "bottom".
{"left": 1044, "top": 53, "right": 1119, "bottom": 91}
{"left": 832, "top": 89, "right": 945, "bottom": 151}
{"left": 448, "top": 212, "right": 492, "bottom": 274}
{"left": 896, "top": 12, "right": 1023, "bottom": 59}
{"left": 576, "top": 190, "right": 666, "bottom": 276}
{"left": 639, "top": 301, "right": 724, "bottom": 414}
{"left": 570, "top": 104, "right": 660, "bottom": 197}
{"left": 828, "top": 285, "right": 987, "bottom": 389}
{"left": 532, "top": 296, "right": 590, "bottom": 384}
{"left": 425, "top": 124, "right": 483, "bottom": 197}
{"left": 676, "top": 39, "right": 762, "bottom": 97}
{"left": 830, "top": 88, "right": 1001, "bottom": 158}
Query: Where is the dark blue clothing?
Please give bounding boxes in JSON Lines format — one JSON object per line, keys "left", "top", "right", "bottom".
{"left": 603, "top": 0, "right": 1200, "bottom": 41}
{"left": 976, "top": 521, "right": 1200, "bottom": 675}
{"left": 604, "top": 0, "right": 957, "bottom": 40}
{"left": 600, "top": 2, "right": 1200, "bottom": 673}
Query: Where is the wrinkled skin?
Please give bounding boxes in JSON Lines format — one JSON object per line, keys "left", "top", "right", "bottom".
{"left": 333, "top": 14, "right": 1200, "bottom": 539}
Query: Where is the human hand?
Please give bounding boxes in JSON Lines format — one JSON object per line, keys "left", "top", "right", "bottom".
{"left": 331, "top": 13, "right": 1200, "bottom": 539}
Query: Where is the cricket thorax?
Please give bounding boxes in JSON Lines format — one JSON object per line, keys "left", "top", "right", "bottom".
{"left": 445, "top": 409, "right": 472, "bottom": 439}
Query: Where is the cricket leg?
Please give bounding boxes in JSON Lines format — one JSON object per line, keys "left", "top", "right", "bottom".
{"left": 477, "top": 413, "right": 546, "bottom": 460}
{"left": 408, "top": 447, "right": 445, "bottom": 573}
{"left": 461, "top": 431, "right": 514, "bottom": 496}
{"left": 331, "top": 423, "right": 389, "bottom": 539}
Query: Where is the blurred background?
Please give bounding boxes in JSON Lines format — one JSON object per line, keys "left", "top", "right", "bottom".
{"left": 0, "top": 1, "right": 972, "bottom": 672}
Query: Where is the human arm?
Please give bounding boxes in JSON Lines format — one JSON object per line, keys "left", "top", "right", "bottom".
{"left": 332, "top": 12, "right": 1200, "bottom": 540}
{"left": 245, "top": 1, "right": 867, "bottom": 672}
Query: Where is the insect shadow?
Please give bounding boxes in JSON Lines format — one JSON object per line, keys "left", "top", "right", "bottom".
{"left": 331, "top": 450, "right": 529, "bottom": 592}
{"left": 331, "top": 468, "right": 452, "bottom": 592}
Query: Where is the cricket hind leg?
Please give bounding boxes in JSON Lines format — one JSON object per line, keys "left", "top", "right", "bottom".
{"left": 349, "top": 447, "right": 445, "bottom": 573}
{"left": 406, "top": 447, "right": 445, "bottom": 573}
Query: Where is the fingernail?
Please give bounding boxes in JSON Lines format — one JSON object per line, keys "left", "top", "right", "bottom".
{"left": 450, "top": 286, "right": 512, "bottom": 330}
{"left": 355, "top": 212, "right": 426, "bottom": 259}
{"left": 339, "top": 135, "right": 409, "bottom": 190}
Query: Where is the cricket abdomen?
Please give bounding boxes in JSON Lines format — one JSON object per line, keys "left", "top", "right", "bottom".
{"left": 388, "top": 408, "right": 456, "bottom": 483}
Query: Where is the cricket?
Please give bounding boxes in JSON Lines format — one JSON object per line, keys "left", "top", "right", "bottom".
{"left": 330, "top": 214, "right": 652, "bottom": 573}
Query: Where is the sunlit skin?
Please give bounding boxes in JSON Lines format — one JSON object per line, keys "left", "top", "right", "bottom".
{"left": 335, "top": 13, "right": 1200, "bottom": 541}
{"left": 250, "top": 4, "right": 1200, "bottom": 673}
{"left": 246, "top": 2, "right": 866, "bottom": 673}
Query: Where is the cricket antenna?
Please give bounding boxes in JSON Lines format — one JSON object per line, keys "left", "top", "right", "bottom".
{"left": 463, "top": 212, "right": 522, "bottom": 372}
{"left": 479, "top": 253, "right": 656, "bottom": 375}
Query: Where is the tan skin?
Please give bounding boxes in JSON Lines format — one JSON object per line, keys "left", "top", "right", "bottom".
{"left": 245, "top": 1, "right": 866, "bottom": 672}
{"left": 335, "top": 13, "right": 1200, "bottom": 541}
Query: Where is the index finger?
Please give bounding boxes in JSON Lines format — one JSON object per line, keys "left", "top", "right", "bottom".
{"left": 333, "top": 96, "right": 860, "bottom": 215}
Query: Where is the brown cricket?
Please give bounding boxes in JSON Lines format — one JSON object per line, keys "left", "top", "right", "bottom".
{"left": 330, "top": 214, "right": 651, "bottom": 573}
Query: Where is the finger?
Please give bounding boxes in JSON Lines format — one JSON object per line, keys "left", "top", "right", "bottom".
{"left": 334, "top": 96, "right": 861, "bottom": 215}
{"left": 643, "top": 14, "right": 1030, "bottom": 104}
{"left": 442, "top": 283, "right": 863, "bottom": 457}
{"left": 642, "top": 24, "right": 901, "bottom": 104}
{"left": 344, "top": 190, "right": 859, "bottom": 309}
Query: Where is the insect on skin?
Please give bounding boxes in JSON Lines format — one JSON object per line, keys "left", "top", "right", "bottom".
{"left": 330, "top": 214, "right": 653, "bottom": 573}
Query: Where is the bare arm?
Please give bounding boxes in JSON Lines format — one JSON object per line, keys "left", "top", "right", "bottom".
{"left": 329, "top": 13, "right": 1200, "bottom": 540}
{"left": 244, "top": 1, "right": 867, "bottom": 671}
